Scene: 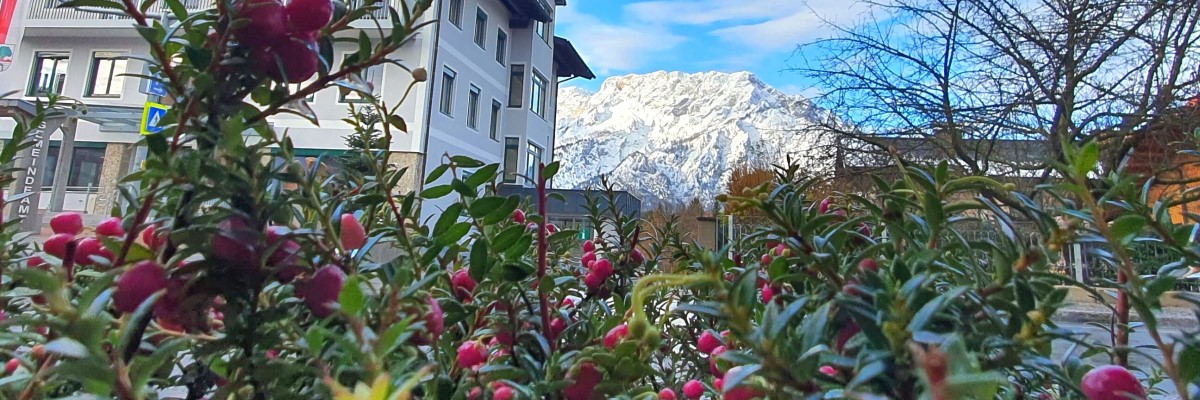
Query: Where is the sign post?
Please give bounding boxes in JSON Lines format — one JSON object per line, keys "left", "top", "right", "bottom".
{"left": 9, "top": 116, "right": 67, "bottom": 232}
{"left": 140, "top": 101, "right": 168, "bottom": 135}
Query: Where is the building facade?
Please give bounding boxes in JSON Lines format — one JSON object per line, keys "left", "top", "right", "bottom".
{"left": 0, "top": 0, "right": 593, "bottom": 224}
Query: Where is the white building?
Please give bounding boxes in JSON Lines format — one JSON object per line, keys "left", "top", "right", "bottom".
{"left": 0, "top": 0, "right": 594, "bottom": 225}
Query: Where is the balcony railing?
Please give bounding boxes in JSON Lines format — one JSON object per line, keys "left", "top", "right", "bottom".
{"left": 28, "top": 0, "right": 392, "bottom": 21}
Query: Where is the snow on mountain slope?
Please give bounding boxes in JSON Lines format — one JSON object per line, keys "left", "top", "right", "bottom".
{"left": 554, "top": 71, "right": 836, "bottom": 208}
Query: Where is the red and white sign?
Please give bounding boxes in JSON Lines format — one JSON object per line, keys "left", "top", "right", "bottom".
{"left": 0, "top": 0, "right": 17, "bottom": 43}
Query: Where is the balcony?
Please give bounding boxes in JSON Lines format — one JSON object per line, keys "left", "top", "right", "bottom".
{"left": 25, "top": 0, "right": 390, "bottom": 23}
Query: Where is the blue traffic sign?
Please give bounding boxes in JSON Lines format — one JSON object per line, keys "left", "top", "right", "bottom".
{"left": 141, "top": 102, "right": 168, "bottom": 135}
{"left": 146, "top": 80, "right": 168, "bottom": 97}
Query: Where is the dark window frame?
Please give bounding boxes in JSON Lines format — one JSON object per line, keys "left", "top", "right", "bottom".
{"left": 27, "top": 52, "right": 71, "bottom": 97}
{"left": 84, "top": 51, "right": 127, "bottom": 98}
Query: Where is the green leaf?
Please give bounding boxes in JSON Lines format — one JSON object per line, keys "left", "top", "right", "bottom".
{"left": 721, "top": 364, "right": 761, "bottom": 393}
{"left": 451, "top": 155, "right": 484, "bottom": 168}
{"left": 848, "top": 360, "right": 887, "bottom": 389}
{"left": 425, "top": 164, "right": 449, "bottom": 185}
{"left": 1179, "top": 346, "right": 1200, "bottom": 383}
{"left": 436, "top": 222, "right": 472, "bottom": 246}
{"left": 469, "top": 196, "right": 507, "bottom": 218}
{"left": 421, "top": 184, "right": 453, "bottom": 199}
{"left": 1109, "top": 214, "right": 1145, "bottom": 244}
{"left": 375, "top": 319, "right": 412, "bottom": 359}
{"left": 433, "top": 203, "right": 463, "bottom": 235}
{"left": 389, "top": 115, "right": 408, "bottom": 132}
{"left": 1075, "top": 141, "right": 1100, "bottom": 178}
{"left": 480, "top": 196, "right": 520, "bottom": 225}
{"left": 492, "top": 225, "right": 526, "bottom": 252}
{"left": 45, "top": 338, "right": 89, "bottom": 358}
{"left": 504, "top": 234, "right": 533, "bottom": 259}
{"left": 469, "top": 239, "right": 490, "bottom": 281}
{"left": 466, "top": 163, "right": 500, "bottom": 187}
{"left": 541, "top": 161, "right": 560, "bottom": 180}
{"left": 339, "top": 275, "right": 366, "bottom": 316}
{"left": 56, "top": 0, "right": 124, "bottom": 9}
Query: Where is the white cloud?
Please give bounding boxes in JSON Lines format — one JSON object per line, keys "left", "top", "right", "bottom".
{"left": 625, "top": 0, "right": 804, "bottom": 25}
{"left": 713, "top": 0, "right": 877, "bottom": 52}
{"left": 556, "top": 6, "right": 688, "bottom": 75}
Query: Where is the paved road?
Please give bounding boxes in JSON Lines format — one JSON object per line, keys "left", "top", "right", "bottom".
{"left": 1053, "top": 322, "right": 1192, "bottom": 399}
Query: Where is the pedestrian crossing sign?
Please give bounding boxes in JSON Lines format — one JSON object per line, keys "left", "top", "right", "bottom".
{"left": 141, "top": 102, "right": 168, "bottom": 135}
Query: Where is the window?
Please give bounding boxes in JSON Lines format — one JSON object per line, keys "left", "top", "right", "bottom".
{"left": 503, "top": 138, "right": 520, "bottom": 183}
{"left": 530, "top": 71, "right": 547, "bottom": 118}
{"left": 525, "top": 141, "right": 543, "bottom": 184}
{"left": 489, "top": 99, "right": 502, "bottom": 140}
{"left": 448, "top": 0, "right": 463, "bottom": 28}
{"left": 467, "top": 85, "right": 481, "bottom": 130}
{"left": 28, "top": 52, "right": 70, "bottom": 96}
{"left": 508, "top": 64, "right": 525, "bottom": 108}
{"left": 339, "top": 55, "right": 378, "bottom": 103}
{"left": 42, "top": 145, "right": 104, "bottom": 188}
{"left": 535, "top": 20, "right": 550, "bottom": 43}
{"left": 440, "top": 67, "right": 457, "bottom": 116}
{"left": 85, "top": 52, "right": 127, "bottom": 98}
{"left": 474, "top": 8, "right": 488, "bottom": 48}
{"left": 495, "top": 29, "right": 508, "bottom": 64}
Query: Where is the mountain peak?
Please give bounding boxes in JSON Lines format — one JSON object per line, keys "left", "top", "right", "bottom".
{"left": 554, "top": 71, "right": 834, "bottom": 207}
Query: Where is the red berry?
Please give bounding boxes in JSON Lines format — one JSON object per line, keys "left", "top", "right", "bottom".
{"left": 547, "top": 224, "right": 558, "bottom": 234}
{"left": 526, "top": 223, "right": 538, "bottom": 231}
{"left": 95, "top": 217, "right": 126, "bottom": 237}
{"left": 549, "top": 317, "right": 567, "bottom": 338}
{"left": 451, "top": 269, "right": 478, "bottom": 300}
{"left": 1080, "top": 365, "right": 1146, "bottom": 400}
{"left": 836, "top": 323, "right": 860, "bottom": 353}
{"left": 725, "top": 386, "right": 764, "bottom": 400}
{"left": 713, "top": 378, "right": 723, "bottom": 392}
{"left": 603, "top": 324, "right": 629, "bottom": 349}
{"left": 584, "top": 272, "right": 605, "bottom": 291}
{"left": 512, "top": 209, "right": 526, "bottom": 224}
{"left": 761, "top": 285, "right": 775, "bottom": 303}
{"left": 629, "top": 249, "right": 645, "bottom": 265}
{"left": 75, "top": 237, "right": 113, "bottom": 266}
{"left": 859, "top": 258, "right": 879, "bottom": 272}
{"left": 266, "top": 226, "right": 301, "bottom": 268}
{"left": 467, "top": 387, "right": 483, "bottom": 400}
{"left": 211, "top": 217, "right": 259, "bottom": 268}
{"left": 774, "top": 244, "right": 787, "bottom": 257}
{"left": 760, "top": 253, "right": 772, "bottom": 265}
{"left": 682, "top": 380, "right": 704, "bottom": 399}
{"left": 284, "top": 0, "right": 332, "bottom": 33}
{"left": 255, "top": 36, "right": 319, "bottom": 83}
{"left": 493, "top": 385, "right": 515, "bottom": 400}
{"left": 426, "top": 295, "right": 445, "bottom": 337}
{"left": 43, "top": 233, "right": 74, "bottom": 259}
{"left": 819, "top": 197, "right": 833, "bottom": 214}
{"left": 50, "top": 212, "right": 83, "bottom": 235}
{"left": 561, "top": 298, "right": 576, "bottom": 308}
{"left": 590, "top": 258, "right": 613, "bottom": 279}
{"left": 236, "top": 0, "right": 288, "bottom": 48}
{"left": 819, "top": 365, "right": 838, "bottom": 377}
{"left": 456, "top": 340, "right": 488, "bottom": 369}
{"left": 5, "top": 358, "right": 18, "bottom": 375}
{"left": 305, "top": 265, "right": 346, "bottom": 317}
{"left": 563, "top": 363, "right": 602, "bottom": 400}
{"left": 709, "top": 346, "right": 727, "bottom": 377}
{"left": 698, "top": 330, "right": 722, "bottom": 354}
{"left": 114, "top": 261, "right": 169, "bottom": 313}
{"left": 31, "top": 345, "right": 46, "bottom": 360}
{"left": 858, "top": 223, "right": 872, "bottom": 237}
{"left": 659, "top": 388, "right": 676, "bottom": 400}
{"left": 581, "top": 251, "right": 597, "bottom": 267}
{"left": 582, "top": 240, "right": 596, "bottom": 252}
{"left": 339, "top": 213, "right": 367, "bottom": 250}
{"left": 26, "top": 256, "right": 47, "bottom": 269}
{"left": 140, "top": 225, "right": 166, "bottom": 250}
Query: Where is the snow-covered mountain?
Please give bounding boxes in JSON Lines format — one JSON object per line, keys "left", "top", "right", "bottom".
{"left": 554, "top": 71, "right": 836, "bottom": 208}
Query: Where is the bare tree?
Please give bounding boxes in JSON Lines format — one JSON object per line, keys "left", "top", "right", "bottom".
{"left": 796, "top": 0, "right": 1200, "bottom": 178}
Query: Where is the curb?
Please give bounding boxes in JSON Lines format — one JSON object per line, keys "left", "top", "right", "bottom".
{"left": 1053, "top": 306, "right": 1198, "bottom": 329}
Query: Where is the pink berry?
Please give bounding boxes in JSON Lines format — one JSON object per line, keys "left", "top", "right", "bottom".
{"left": 713, "top": 378, "right": 723, "bottom": 392}
{"left": 760, "top": 253, "right": 772, "bottom": 265}
{"left": 582, "top": 240, "right": 595, "bottom": 253}
{"left": 774, "top": 244, "right": 787, "bottom": 257}
{"left": 581, "top": 251, "right": 597, "bottom": 267}
{"left": 603, "top": 324, "right": 629, "bottom": 349}
{"left": 236, "top": 0, "right": 288, "bottom": 48}
{"left": 1080, "top": 365, "right": 1146, "bottom": 400}
{"left": 859, "top": 258, "right": 879, "bottom": 272}
{"left": 590, "top": 259, "right": 613, "bottom": 279}
{"left": 74, "top": 237, "right": 113, "bottom": 266}
{"left": 284, "top": 0, "right": 332, "bottom": 32}
{"left": 659, "top": 388, "right": 676, "bottom": 400}
{"left": 563, "top": 363, "right": 602, "bottom": 400}
{"left": 546, "top": 224, "right": 558, "bottom": 234}
{"left": 451, "top": 269, "right": 478, "bottom": 300}
{"left": 114, "top": 261, "right": 169, "bottom": 313}
{"left": 304, "top": 265, "right": 346, "bottom": 318}
{"left": 526, "top": 223, "right": 538, "bottom": 231}
{"left": 50, "top": 212, "right": 83, "bottom": 235}
{"left": 493, "top": 385, "right": 515, "bottom": 400}
{"left": 761, "top": 285, "right": 775, "bottom": 303}
{"left": 629, "top": 249, "right": 645, "bottom": 265}
{"left": 140, "top": 225, "right": 166, "bottom": 250}
{"left": 725, "top": 386, "right": 764, "bottom": 400}
{"left": 550, "top": 317, "right": 567, "bottom": 338}
{"left": 818, "top": 197, "right": 833, "bottom": 214}
{"left": 819, "top": 365, "right": 838, "bottom": 377}
{"left": 95, "top": 217, "right": 126, "bottom": 237}
{"left": 211, "top": 217, "right": 258, "bottom": 268}
{"left": 4, "top": 358, "right": 18, "bottom": 375}
{"left": 836, "top": 323, "right": 860, "bottom": 353}
{"left": 682, "top": 380, "right": 704, "bottom": 399}
{"left": 697, "top": 330, "right": 722, "bottom": 354}
{"left": 584, "top": 272, "right": 605, "bottom": 291}
{"left": 43, "top": 233, "right": 74, "bottom": 259}
{"left": 26, "top": 256, "right": 47, "bottom": 269}
{"left": 512, "top": 209, "right": 526, "bottom": 224}
{"left": 426, "top": 295, "right": 445, "bottom": 337}
{"left": 456, "top": 340, "right": 488, "bottom": 369}
{"left": 709, "top": 346, "right": 727, "bottom": 377}
{"left": 339, "top": 213, "right": 367, "bottom": 251}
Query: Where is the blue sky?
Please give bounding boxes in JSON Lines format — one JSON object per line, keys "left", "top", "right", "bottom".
{"left": 555, "top": 0, "right": 877, "bottom": 97}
